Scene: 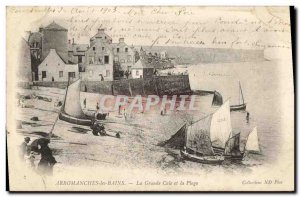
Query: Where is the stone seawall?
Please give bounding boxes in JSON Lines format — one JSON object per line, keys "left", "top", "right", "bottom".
{"left": 26, "top": 75, "right": 192, "bottom": 96}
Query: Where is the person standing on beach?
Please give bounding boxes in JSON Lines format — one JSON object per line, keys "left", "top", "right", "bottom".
{"left": 20, "top": 137, "right": 31, "bottom": 160}
{"left": 37, "top": 138, "right": 57, "bottom": 176}
{"left": 96, "top": 102, "right": 100, "bottom": 110}
{"left": 83, "top": 98, "right": 87, "bottom": 109}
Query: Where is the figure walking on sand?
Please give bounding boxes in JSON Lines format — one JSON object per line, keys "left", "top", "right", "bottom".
{"left": 20, "top": 137, "right": 31, "bottom": 160}
{"left": 83, "top": 98, "right": 87, "bottom": 109}
{"left": 37, "top": 138, "right": 57, "bottom": 176}
{"left": 246, "top": 112, "right": 250, "bottom": 123}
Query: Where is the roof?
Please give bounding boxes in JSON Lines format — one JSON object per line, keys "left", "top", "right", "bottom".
{"left": 39, "top": 49, "right": 77, "bottom": 66}
{"left": 44, "top": 21, "right": 67, "bottom": 31}
{"left": 132, "top": 59, "right": 154, "bottom": 69}
{"left": 28, "top": 32, "right": 43, "bottom": 43}
{"left": 90, "top": 30, "right": 112, "bottom": 41}
{"left": 68, "top": 43, "right": 89, "bottom": 52}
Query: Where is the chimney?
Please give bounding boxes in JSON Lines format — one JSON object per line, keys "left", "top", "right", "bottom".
{"left": 98, "top": 28, "right": 105, "bottom": 33}
{"left": 39, "top": 27, "right": 43, "bottom": 32}
{"left": 119, "top": 38, "right": 124, "bottom": 43}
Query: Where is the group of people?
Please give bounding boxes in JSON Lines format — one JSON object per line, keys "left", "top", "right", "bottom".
{"left": 19, "top": 137, "right": 57, "bottom": 176}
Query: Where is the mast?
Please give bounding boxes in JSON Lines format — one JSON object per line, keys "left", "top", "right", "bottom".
{"left": 61, "top": 76, "right": 71, "bottom": 113}
{"left": 49, "top": 76, "right": 70, "bottom": 138}
{"left": 239, "top": 81, "right": 245, "bottom": 105}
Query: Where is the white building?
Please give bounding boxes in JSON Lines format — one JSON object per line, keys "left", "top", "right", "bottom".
{"left": 131, "top": 59, "right": 154, "bottom": 79}
{"left": 38, "top": 49, "right": 78, "bottom": 82}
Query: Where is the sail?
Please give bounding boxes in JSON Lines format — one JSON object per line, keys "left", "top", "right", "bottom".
{"left": 224, "top": 133, "right": 242, "bottom": 156}
{"left": 210, "top": 100, "right": 232, "bottom": 148}
{"left": 63, "top": 79, "right": 86, "bottom": 118}
{"left": 245, "top": 127, "right": 260, "bottom": 152}
{"left": 212, "top": 91, "right": 223, "bottom": 106}
{"left": 186, "top": 115, "right": 215, "bottom": 156}
{"left": 158, "top": 124, "right": 186, "bottom": 149}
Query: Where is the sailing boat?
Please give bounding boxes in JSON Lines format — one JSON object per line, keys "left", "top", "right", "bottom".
{"left": 224, "top": 133, "right": 244, "bottom": 161}
{"left": 59, "top": 79, "right": 92, "bottom": 126}
{"left": 180, "top": 100, "right": 232, "bottom": 164}
{"left": 244, "top": 127, "right": 260, "bottom": 153}
{"left": 224, "top": 127, "right": 260, "bottom": 161}
{"left": 230, "top": 81, "right": 246, "bottom": 111}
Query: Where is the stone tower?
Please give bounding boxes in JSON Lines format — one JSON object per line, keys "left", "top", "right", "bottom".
{"left": 41, "top": 21, "right": 68, "bottom": 63}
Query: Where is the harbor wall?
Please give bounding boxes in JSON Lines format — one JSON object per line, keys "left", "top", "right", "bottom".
{"left": 26, "top": 75, "right": 192, "bottom": 96}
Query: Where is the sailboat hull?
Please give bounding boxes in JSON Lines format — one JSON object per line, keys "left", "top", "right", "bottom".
{"left": 180, "top": 150, "right": 224, "bottom": 164}
{"left": 230, "top": 103, "right": 246, "bottom": 111}
{"left": 59, "top": 112, "right": 92, "bottom": 126}
{"left": 224, "top": 153, "right": 245, "bottom": 161}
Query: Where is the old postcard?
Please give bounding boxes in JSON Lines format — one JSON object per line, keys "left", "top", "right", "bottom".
{"left": 6, "top": 6, "right": 294, "bottom": 191}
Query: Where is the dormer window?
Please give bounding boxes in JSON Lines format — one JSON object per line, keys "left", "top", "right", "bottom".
{"left": 117, "top": 48, "right": 119, "bottom": 53}
{"left": 125, "top": 48, "right": 128, "bottom": 52}
{"left": 93, "top": 47, "right": 96, "bottom": 51}
{"left": 102, "top": 47, "right": 105, "bottom": 51}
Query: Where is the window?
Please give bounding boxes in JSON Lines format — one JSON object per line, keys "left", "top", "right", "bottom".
{"left": 89, "top": 56, "right": 95, "bottom": 64}
{"left": 117, "top": 48, "right": 119, "bottom": 53}
{"left": 120, "top": 59, "right": 125, "bottom": 63}
{"left": 78, "top": 56, "right": 82, "bottom": 63}
{"left": 68, "top": 72, "right": 76, "bottom": 78}
{"left": 97, "top": 57, "right": 103, "bottom": 65}
{"left": 127, "top": 55, "right": 132, "bottom": 62}
{"left": 125, "top": 48, "right": 128, "bottom": 52}
{"left": 104, "top": 55, "right": 109, "bottom": 64}
{"left": 136, "top": 70, "right": 139, "bottom": 76}
{"left": 93, "top": 47, "right": 96, "bottom": 51}
{"left": 42, "top": 71, "right": 46, "bottom": 78}
{"left": 114, "top": 56, "right": 119, "bottom": 62}
{"left": 102, "top": 47, "right": 105, "bottom": 51}
{"left": 106, "top": 70, "right": 110, "bottom": 77}
{"left": 59, "top": 71, "right": 63, "bottom": 78}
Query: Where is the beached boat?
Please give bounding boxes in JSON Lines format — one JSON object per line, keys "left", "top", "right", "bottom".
{"left": 230, "top": 81, "right": 246, "bottom": 111}
{"left": 160, "top": 100, "right": 234, "bottom": 164}
{"left": 59, "top": 79, "right": 92, "bottom": 126}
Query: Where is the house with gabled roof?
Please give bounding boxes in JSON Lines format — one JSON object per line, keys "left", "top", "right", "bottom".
{"left": 131, "top": 59, "right": 154, "bottom": 79}
{"left": 38, "top": 49, "right": 78, "bottom": 82}
{"left": 82, "top": 29, "right": 114, "bottom": 81}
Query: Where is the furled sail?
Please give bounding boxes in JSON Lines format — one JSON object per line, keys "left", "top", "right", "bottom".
{"left": 224, "top": 133, "right": 242, "bottom": 156}
{"left": 212, "top": 91, "right": 223, "bottom": 106}
{"left": 245, "top": 127, "right": 260, "bottom": 152}
{"left": 62, "top": 79, "right": 86, "bottom": 118}
{"left": 158, "top": 124, "right": 187, "bottom": 149}
{"left": 186, "top": 115, "right": 215, "bottom": 156}
{"left": 210, "top": 100, "right": 232, "bottom": 148}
